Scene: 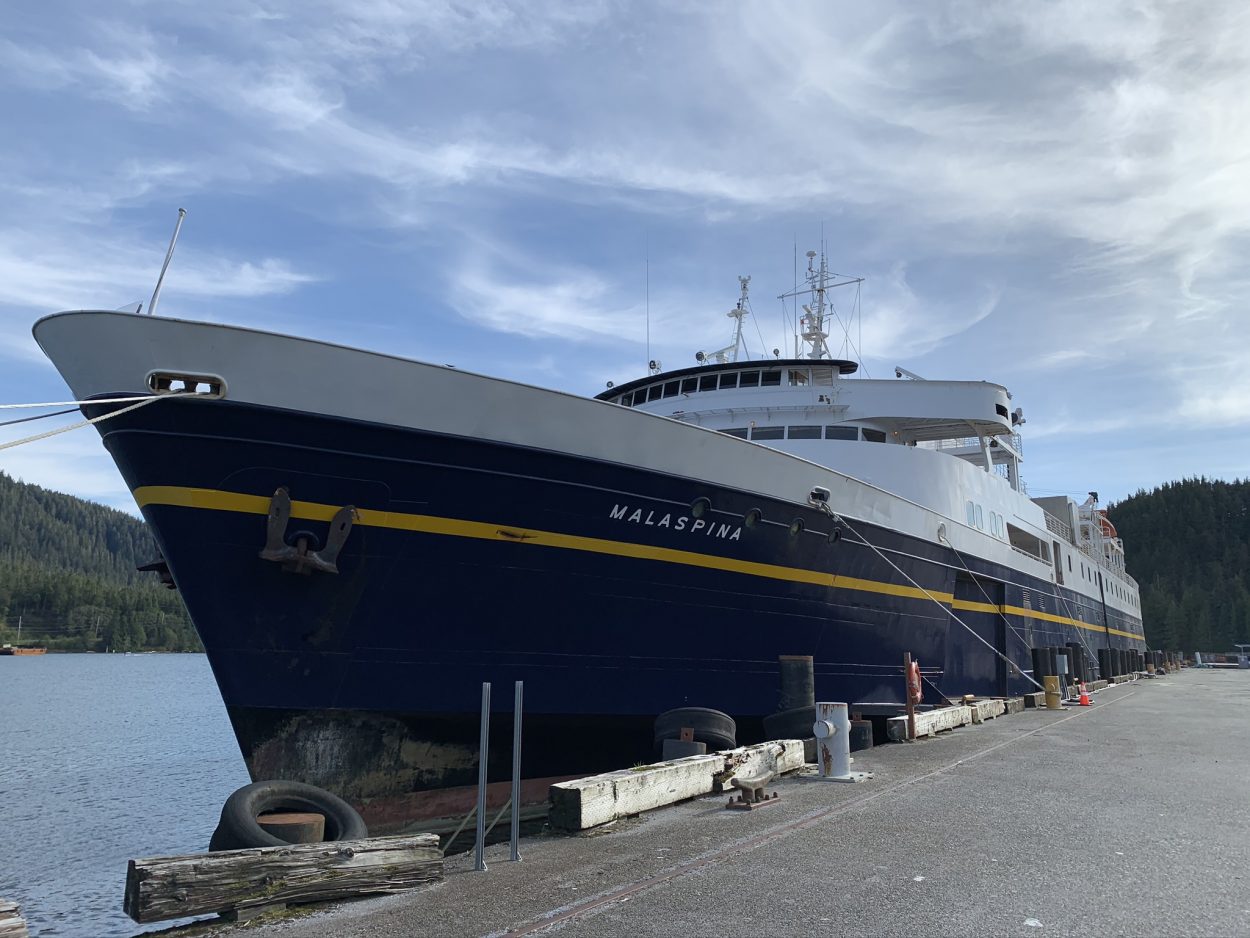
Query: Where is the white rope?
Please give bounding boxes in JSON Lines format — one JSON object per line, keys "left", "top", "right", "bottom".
{"left": 828, "top": 509, "right": 1045, "bottom": 692}
{"left": 0, "top": 396, "right": 164, "bottom": 452}
{"left": 0, "top": 396, "right": 163, "bottom": 409}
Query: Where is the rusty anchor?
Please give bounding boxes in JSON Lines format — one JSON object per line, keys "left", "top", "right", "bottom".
{"left": 725, "top": 770, "right": 780, "bottom": 811}
{"left": 259, "top": 486, "right": 356, "bottom": 575}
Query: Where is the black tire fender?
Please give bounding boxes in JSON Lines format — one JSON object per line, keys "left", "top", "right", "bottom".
{"left": 208, "top": 780, "right": 367, "bottom": 852}
{"left": 653, "top": 706, "right": 736, "bottom": 754}
{"left": 762, "top": 705, "right": 818, "bottom": 742}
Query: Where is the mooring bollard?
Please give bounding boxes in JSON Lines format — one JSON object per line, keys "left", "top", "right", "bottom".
{"left": 813, "top": 702, "right": 871, "bottom": 783}
{"left": 1043, "top": 675, "right": 1063, "bottom": 710}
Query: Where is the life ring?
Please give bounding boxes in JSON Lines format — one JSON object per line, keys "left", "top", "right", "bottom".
{"left": 906, "top": 661, "right": 923, "bottom": 704}
{"left": 208, "top": 780, "right": 368, "bottom": 852}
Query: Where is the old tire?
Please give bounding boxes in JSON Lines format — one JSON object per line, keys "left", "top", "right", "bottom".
{"left": 208, "top": 780, "right": 367, "bottom": 852}
{"left": 653, "top": 707, "right": 736, "bottom": 754}
{"left": 762, "top": 705, "right": 817, "bottom": 742}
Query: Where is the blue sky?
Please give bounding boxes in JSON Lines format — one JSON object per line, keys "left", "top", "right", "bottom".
{"left": 1, "top": 0, "right": 1247, "bottom": 514}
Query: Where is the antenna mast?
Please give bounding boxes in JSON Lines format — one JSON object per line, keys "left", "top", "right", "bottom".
{"left": 777, "top": 247, "right": 865, "bottom": 361}
{"left": 147, "top": 208, "right": 187, "bottom": 317}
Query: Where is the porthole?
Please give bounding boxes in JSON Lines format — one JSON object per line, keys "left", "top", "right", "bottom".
{"left": 744, "top": 508, "right": 762, "bottom": 528}
{"left": 690, "top": 497, "right": 711, "bottom": 518}
{"left": 789, "top": 518, "right": 805, "bottom": 537}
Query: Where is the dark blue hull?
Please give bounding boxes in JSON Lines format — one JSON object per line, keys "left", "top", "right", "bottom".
{"left": 89, "top": 396, "right": 1145, "bottom": 826}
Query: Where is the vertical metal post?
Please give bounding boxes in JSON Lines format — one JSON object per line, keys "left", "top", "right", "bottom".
{"left": 474, "top": 682, "right": 490, "bottom": 872}
{"left": 903, "top": 651, "right": 916, "bottom": 741}
{"left": 510, "top": 680, "right": 523, "bottom": 862}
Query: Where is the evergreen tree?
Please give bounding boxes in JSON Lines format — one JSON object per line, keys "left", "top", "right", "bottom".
{"left": 0, "top": 471, "right": 200, "bottom": 651}
{"left": 1111, "top": 477, "right": 1250, "bottom": 653}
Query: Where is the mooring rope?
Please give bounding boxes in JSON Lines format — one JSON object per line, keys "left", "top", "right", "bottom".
{"left": 940, "top": 533, "right": 1046, "bottom": 655}
{"left": 0, "top": 407, "right": 79, "bottom": 428}
{"left": 0, "top": 395, "right": 166, "bottom": 409}
{"left": 824, "top": 507, "right": 1045, "bottom": 692}
{"left": 0, "top": 395, "right": 164, "bottom": 452}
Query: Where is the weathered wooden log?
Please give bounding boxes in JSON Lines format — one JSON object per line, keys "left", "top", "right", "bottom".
{"left": 549, "top": 754, "right": 726, "bottom": 832}
{"left": 124, "top": 833, "right": 442, "bottom": 925}
{"left": 967, "top": 699, "right": 1006, "bottom": 724}
{"left": 0, "top": 899, "right": 28, "bottom": 938}
{"left": 887, "top": 704, "right": 973, "bottom": 741}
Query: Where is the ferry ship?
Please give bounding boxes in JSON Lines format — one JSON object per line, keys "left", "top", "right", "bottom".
{"left": 33, "top": 249, "right": 1145, "bottom": 831}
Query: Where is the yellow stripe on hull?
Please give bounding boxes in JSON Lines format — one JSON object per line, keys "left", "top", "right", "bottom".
{"left": 132, "top": 485, "right": 1144, "bottom": 641}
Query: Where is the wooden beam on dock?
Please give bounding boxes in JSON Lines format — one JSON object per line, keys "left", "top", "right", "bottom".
{"left": 886, "top": 704, "right": 973, "bottom": 741}
{"left": 123, "top": 833, "right": 442, "bottom": 925}
{"left": 549, "top": 740, "right": 809, "bottom": 832}
{"left": 0, "top": 899, "right": 28, "bottom": 938}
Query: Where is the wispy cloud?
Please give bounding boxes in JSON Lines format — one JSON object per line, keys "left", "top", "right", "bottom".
{"left": 3, "top": 0, "right": 1250, "bottom": 505}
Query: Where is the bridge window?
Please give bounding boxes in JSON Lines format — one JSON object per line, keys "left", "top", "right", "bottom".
{"left": 680, "top": 377, "right": 698, "bottom": 394}
{"left": 862, "top": 428, "right": 887, "bottom": 443}
{"left": 739, "top": 371, "right": 761, "bottom": 387}
{"left": 699, "top": 374, "right": 718, "bottom": 391}
{"left": 789, "top": 369, "right": 810, "bottom": 386}
{"left": 719, "top": 372, "right": 739, "bottom": 390}
{"left": 647, "top": 384, "right": 662, "bottom": 402}
{"left": 751, "top": 426, "right": 784, "bottom": 440}
{"left": 827, "top": 426, "right": 858, "bottom": 440}
{"left": 760, "top": 370, "right": 782, "bottom": 387}
{"left": 722, "top": 428, "right": 749, "bottom": 438}
{"left": 788, "top": 425, "right": 821, "bottom": 439}
{"left": 662, "top": 381, "right": 679, "bottom": 398}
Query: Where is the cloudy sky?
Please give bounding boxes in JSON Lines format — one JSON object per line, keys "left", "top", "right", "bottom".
{"left": 1, "top": 0, "right": 1247, "bottom": 515}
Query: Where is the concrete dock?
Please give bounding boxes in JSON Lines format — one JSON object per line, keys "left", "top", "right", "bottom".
{"left": 221, "top": 669, "right": 1250, "bottom": 937}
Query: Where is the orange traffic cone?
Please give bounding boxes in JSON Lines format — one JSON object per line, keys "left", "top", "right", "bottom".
{"left": 1078, "top": 682, "right": 1091, "bottom": 707}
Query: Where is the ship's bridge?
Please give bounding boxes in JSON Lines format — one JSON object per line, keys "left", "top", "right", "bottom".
{"left": 597, "top": 359, "right": 1014, "bottom": 443}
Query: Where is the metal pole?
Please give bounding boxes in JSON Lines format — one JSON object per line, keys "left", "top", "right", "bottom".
{"left": 510, "top": 680, "right": 523, "bottom": 862}
{"left": 147, "top": 208, "right": 187, "bottom": 317}
{"left": 474, "top": 681, "right": 490, "bottom": 872}
{"left": 903, "top": 651, "right": 916, "bottom": 741}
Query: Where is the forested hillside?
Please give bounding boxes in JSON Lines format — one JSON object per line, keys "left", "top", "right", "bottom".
{"left": 0, "top": 471, "right": 200, "bottom": 651}
{"left": 1111, "top": 477, "right": 1250, "bottom": 653}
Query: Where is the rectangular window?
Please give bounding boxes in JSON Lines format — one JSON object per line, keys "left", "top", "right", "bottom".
{"left": 647, "top": 384, "right": 662, "bottom": 402}
{"left": 739, "top": 371, "right": 760, "bottom": 387}
{"left": 862, "top": 428, "right": 887, "bottom": 443}
{"left": 680, "top": 377, "right": 698, "bottom": 394}
{"left": 699, "top": 374, "right": 718, "bottom": 392}
{"left": 788, "top": 425, "right": 821, "bottom": 439}
{"left": 788, "top": 369, "right": 810, "bottom": 386}
{"left": 619, "top": 392, "right": 633, "bottom": 407}
{"left": 760, "top": 370, "right": 782, "bottom": 387}
{"left": 719, "top": 372, "right": 739, "bottom": 390}
{"left": 751, "top": 426, "right": 784, "bottom": 440}
{"left": 662, "top": 381, "right": 679, "bottom": 398}
{"left": 722, "top": 427, "right": 749, "bottom": 438}
{"left": 975, "top": 504, "right": 984, "bottom": 529}
{"left": 826, "top": 426, "right": 858, "bottom": 440}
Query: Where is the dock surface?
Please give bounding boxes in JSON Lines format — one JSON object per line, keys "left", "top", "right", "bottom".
{"left": 234, "top": 670, "right": 1249, "bottom": 937}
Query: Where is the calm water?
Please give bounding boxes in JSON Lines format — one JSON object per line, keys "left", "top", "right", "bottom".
{"left": 0, "top": 654, "right": 251, "bottom": 937}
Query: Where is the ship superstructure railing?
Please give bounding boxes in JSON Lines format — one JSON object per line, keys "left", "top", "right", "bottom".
{"left": 1043, "top": 512, "right": 1072, "bottom": 542}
